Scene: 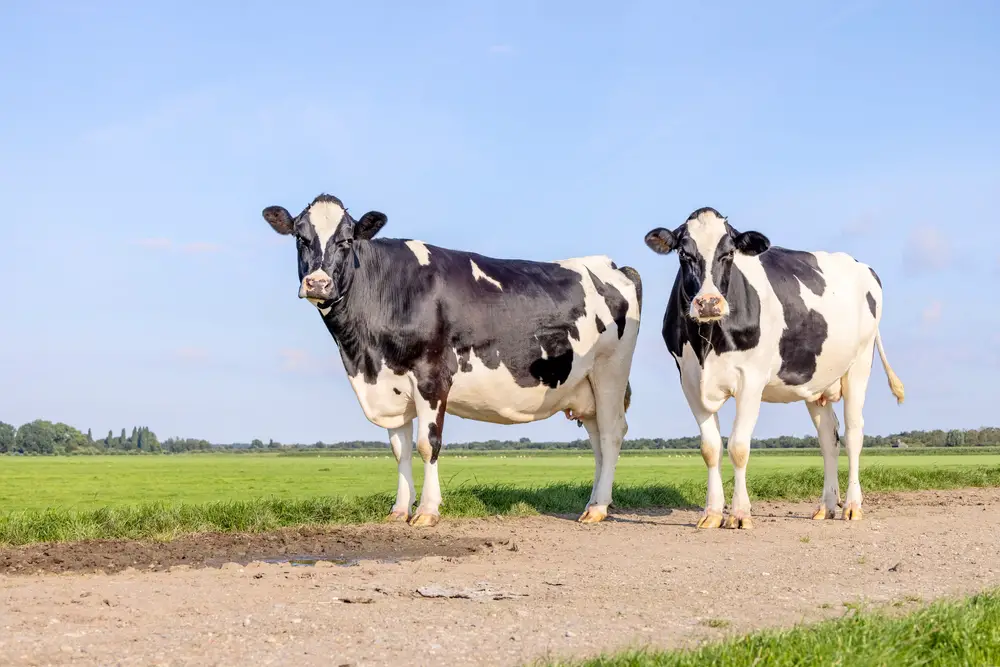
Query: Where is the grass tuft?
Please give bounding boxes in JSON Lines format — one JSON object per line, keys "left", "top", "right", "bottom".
{"left": 1, "top": 464, "right": 999, "bottom": 546}
{"left": 546, "top": 588, "right": 1000, "bottom": 666}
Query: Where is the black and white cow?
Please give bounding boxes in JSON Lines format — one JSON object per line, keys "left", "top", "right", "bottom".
{"left": 263, "top": 193, "right": 642, "bottom": 526}
{"left": 644, "top": 207, "right": 905, "bottom": 529}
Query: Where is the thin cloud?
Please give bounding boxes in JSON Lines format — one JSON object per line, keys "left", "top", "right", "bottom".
{"left": 903, "top": 226, "right": 951, "bottom": 273}
{"left": 841, "top": 213, "right": 873, "bottom": 237}
{"left": 174, "top": 346, "right": 210, "bottom": 363}
{"left": 131, "top": 238, "right": 223, "bottom": 253}
{"left": 489, "top": 44, "right": 514, "bottom": 55}
{"left": 279, "top": 348, "right": 310, "bottom": 374}
{"left": 80, "top": 90, "right": 219, "bottom": 147}
{"left": 278, "top": 348, "right": 339, "bottom": 375}
{"left": 181, "top": 242, "right": 223, "bottom": 254}
{"left": 922, "top": 300, "right": 943, "bottom": 327}
{"left": 133, "top": 238, "right": 173, "bottom": 249}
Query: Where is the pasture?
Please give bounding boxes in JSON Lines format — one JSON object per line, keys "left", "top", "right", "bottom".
{"left": 3, "top": 449, "right": 999, "bottom": 512}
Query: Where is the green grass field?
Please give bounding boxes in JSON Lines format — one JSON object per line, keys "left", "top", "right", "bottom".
{"left": 0, "top": 449, "right": 998, "bottom": 545}
{"left": 551, "top": 589, "right": 1000, "bottom": 667}
{"left": 2, "top": 450, "right": 998, "bottom": 512}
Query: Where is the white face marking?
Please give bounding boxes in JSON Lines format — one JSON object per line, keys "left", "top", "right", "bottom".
{"left": 405, "top": 240, "right": 431, "bottom": 265}
{"left": 307, "top": 200, "right": 345, "bottom": 251}
{"left": 685, "top": 211, "right": 730, "bottom": 320}
{"left": 469, "top": 259, "right": 503, "bottom": 290}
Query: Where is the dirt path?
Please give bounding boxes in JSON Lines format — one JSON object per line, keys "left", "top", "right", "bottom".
{"left": 1, "top": 488, "right": 998, "bottom": 667}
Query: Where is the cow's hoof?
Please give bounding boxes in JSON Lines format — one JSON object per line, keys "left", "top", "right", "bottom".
{"left": 725, "top": 513, "right": 753, "bottom": 530}
{"left": 408, "top": 512, "right": 440, "bottom": 528}
{"left": 812, "top": 505, "right": 836, "bottom": 520}
{"left": 577, "top": 506, "right": 607, "bottom": 524}
{"left": 696, "top": 511, "right": 724, "bottom": 529}
{"left": 842, "top": 504, "right": 863, "bottom": 521}
{"left": 385, "top": 509, "right": 410, "bottom": 523}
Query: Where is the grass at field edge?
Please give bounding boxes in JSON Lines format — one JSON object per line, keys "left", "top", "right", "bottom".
{"left": 2, "top": 464, "right": 999, "bottom": 546}
{"left": 542, "top": 588, "right": 1000, "bottom": 667}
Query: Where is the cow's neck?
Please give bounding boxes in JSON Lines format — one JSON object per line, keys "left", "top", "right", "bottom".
{"left": 318, "top": 241, "right": 386, "bottom": 380}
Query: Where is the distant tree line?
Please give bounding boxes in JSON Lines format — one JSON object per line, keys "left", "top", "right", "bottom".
{"left": 1, "top": 419, "right": 998, "bottom": 455}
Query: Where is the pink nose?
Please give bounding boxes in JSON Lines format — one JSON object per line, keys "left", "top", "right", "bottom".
{"left": 304, "top": 276, "right": 330, "bottom": 291}
{"left": 693, "top": 294, "right": 724, "bottom": 315}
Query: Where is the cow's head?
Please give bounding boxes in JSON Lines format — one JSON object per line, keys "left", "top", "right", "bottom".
{"left": 262, "top": 194, "right": 388, "bottom": 305}
{"left": 644, "top": 207, "right": 770, "bottom": 323}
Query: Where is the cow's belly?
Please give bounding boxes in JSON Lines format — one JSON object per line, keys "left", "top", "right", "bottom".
{"left": 761, "top": 336, "right": 871, "bottom": 404}
{"left": 346, "top": 368, "right": 415, "bottom": 429}
{"left": 447, "top": 357, "right": 595, "bottom": 425}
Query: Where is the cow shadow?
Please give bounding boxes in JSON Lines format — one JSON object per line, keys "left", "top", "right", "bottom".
{"left": 444, "top": 482, "right": 701, "bottom": 523}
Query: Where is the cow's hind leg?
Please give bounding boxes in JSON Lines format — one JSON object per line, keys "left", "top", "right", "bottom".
{"left": 806, "top": 401, "right": 840, "bottom": 520}
{"left": 410, "top": 389, "right": 448, "bottom": 528}
{"left": 579, "top": 374, "right": 628, "bottom": 524}
{"left": 386, "top": 421, "right": 416, "bottom": 522}
{"left": 579, "top": 417, "right": 603, "bottom": 514}
{"left": 842, "top": 339, "right": 876, "bottom": 521}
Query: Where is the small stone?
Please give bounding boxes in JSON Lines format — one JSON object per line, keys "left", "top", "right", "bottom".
{"left": 243, "top": 617, "right": 252, "bottom": 627}
{"left": 565, "top": 631, "right": 575, "bottom": 638}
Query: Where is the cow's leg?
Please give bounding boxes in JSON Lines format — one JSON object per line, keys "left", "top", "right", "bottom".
{"left": 579, "top": 377, "right": 628, "bottom": 524}
{"left": 409, "top": 391, "right": 448, "bottom": 528}
{"left": 386, "top": 420, "right": 416, "bottom": 522}
{"left": 580, "top": 417, "right": 603, "bottom": 510}
{"left": 693, "top": 408, "right": 725, "bottom": 528}
{"left": 806, "top": 401, "right": 840, "bottom": 520}
{"left": 842, "top": 340, "right": 876, "bottom": 521}
{"left": 725, "top": 388, "right": 763, "bottom": 530}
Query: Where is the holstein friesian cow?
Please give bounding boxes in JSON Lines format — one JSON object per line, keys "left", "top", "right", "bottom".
{"left": 644, "top": 207, "right": 904, "bottom": 529}
{"left": 263, "top": 193, "right": 642, "bottom": 526}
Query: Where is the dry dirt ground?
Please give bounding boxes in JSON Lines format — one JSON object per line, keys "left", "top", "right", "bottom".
{"left": 1, "top": 488, "right": 998, "bottom": 667}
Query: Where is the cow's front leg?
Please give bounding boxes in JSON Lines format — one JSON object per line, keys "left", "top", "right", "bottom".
{"left": 694, "top": 408, "right": 725, "bottom": 529}
{"left": 409, "top": 388, "right": 448, "bottom": 528}
{"left": 386, "top": 421, "right": 415, "bottom": 522}
{"left": 725, "top": 387, "right": 764, "bottom": 530}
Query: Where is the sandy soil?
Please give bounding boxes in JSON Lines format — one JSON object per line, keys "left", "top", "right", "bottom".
{"left": 1, "top": 488, "right": 998, "bottom": 667}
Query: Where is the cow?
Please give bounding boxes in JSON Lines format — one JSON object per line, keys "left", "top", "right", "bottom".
{"left": 643, "top": 207, "right": 904, "bottom": 529}
{"left": 262, "top": 193, "right": 643, "bottom": 526}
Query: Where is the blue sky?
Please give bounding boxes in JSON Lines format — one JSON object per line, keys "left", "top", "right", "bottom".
{"left": 1, "top": 1, "right": 998, "bottom": 444}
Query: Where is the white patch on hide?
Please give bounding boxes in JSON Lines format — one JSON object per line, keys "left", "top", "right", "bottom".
{"left": 405, "top": 240, "right": 431, "bottom": 266}
{"left": 470, "top": 259, "right": 503, "bottom": 290}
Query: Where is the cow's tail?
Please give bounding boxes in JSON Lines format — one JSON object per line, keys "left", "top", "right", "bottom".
{"left": 875, "top": 328, "right": 905, "bottom": 404}
{"left": 617, "top": 265, "right": 641, "bottom": 415}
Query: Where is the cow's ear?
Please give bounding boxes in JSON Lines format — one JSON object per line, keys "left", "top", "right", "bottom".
{"left": 644, "top": 227, "right": 677, "bottom": 255}
{"left": 354, "top": 211, "right": 388, "bottom": 240}
{"left": 735, "top": 230, "right": 770, "bottom": 256}
{"left": 262, "top": 206, "right": 294, "bottom": 235}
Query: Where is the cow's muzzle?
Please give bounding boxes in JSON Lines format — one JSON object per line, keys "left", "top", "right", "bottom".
{"left": 299, "top": 271, "right": 333, "bottom": 301}
{"left": 690, "top": 293, "right": 729, "bottom": 322}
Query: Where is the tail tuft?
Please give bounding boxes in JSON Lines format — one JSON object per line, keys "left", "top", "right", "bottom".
{"left": 875, "top": 330, "right": 905, "bottom": 405}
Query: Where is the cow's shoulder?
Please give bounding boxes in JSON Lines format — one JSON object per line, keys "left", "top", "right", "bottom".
{"left": 758, "top": 246, "right": 827, "bottom": 297}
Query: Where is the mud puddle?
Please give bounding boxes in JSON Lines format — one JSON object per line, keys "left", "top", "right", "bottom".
{"left": 0, "top": 523, "right": 498, "bottom": 575}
